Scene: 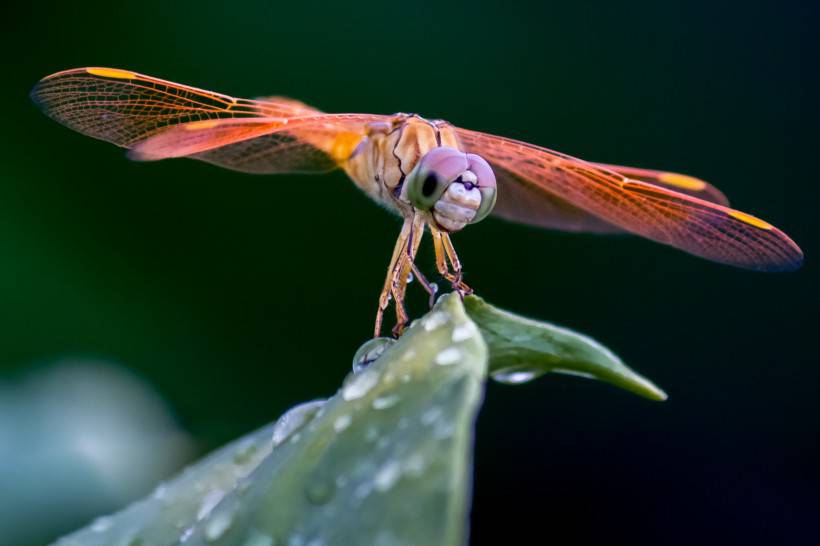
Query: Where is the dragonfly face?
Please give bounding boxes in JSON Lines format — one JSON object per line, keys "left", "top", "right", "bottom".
{"left": 402, "top": 146, "right": 497, "bottom": 232}
{"left": 31, "top": 67, "right": 804, "bottom": 338}
{"left": 344, "top": 115, "right": 496, "bottom": 233}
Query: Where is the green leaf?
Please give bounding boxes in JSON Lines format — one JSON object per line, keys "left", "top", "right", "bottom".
{"left": 52, "top": 293, "right": 487, "bottom": 546}
{"left": 463, "top": 295, "right": 667, "bottom": 401}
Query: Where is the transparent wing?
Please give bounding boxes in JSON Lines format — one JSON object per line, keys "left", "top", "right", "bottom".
{"left": 457, "top": 128, "right": 803, "bottom": 272}
{"left": 129, "top": 115, "right": 384, "bottom": 174}
{"left": 491, "top": 163, "right": 622, "bottom": 233}
{"left": 31, "top": 67, "right": 387, "bottom": 174}
{"left": 30, "top": 67, "right": 317, "bottom": 146}
{"left": 253, "top": 96, "right": 323, "bottom": 117}
{"left": 591, "top": 162, "right": 729, "bottom": 206}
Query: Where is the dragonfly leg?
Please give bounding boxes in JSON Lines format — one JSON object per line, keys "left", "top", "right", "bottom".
{"left": 374, "top": 219, "right": 412, "bottom": 338}
{"left": 375, "top": 214, "right": 428, "bottom": 338}
{"left": 430, "top": 227, "right": 472, "bottom": 295}
{"left": 441, "top": 232, "right": 473, "bottom": 295}
{"left": 410, "top": 261, "right": 438, "bottom": 308}
{"left": 390, "top": 214, "right": 425, "bottom": 336}
{"left": 403, "top": 216, "right": 438, "bottom": 307}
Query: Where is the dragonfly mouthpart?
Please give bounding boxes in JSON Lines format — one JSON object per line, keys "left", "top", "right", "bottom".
{"left": 432, "top": 180, "right": 482, "bottom": 231}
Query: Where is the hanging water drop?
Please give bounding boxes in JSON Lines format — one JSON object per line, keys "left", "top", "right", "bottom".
{"left": 490, "top": 365, "right": 541, "bottom": 385}
{"left": 351, "top": 337, "right": 395, "bottom": 373}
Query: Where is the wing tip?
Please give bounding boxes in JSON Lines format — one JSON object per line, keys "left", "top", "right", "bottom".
{"left": 28, "top": 83, "right": 42, "bottom": 109}
{"left": 769, "top": 249, "right": 804, "bottom": 273}
{"left": 744, "top": 238, "right": 804, "bottom": 273}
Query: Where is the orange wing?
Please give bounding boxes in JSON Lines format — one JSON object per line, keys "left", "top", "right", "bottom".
{"left": 457, "top": 128, "right": 803, "bottom": 272}
{"left": 590, "top": 163, "right": 729, "bottom": 206}
{"left": 31, "top": 67, "right": 386, "bottom": 173}
{"left": 129, "top": 115, "right": 384, "bottom": 174}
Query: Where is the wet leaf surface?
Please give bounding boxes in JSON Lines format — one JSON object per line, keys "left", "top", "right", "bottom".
{"left": 53, "top": 294, "right": 486, "bottom": 546}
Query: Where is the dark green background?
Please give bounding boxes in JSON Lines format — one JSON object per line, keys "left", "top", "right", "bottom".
{"left": 2, "top": 0, "right": 818, "bottom": 544}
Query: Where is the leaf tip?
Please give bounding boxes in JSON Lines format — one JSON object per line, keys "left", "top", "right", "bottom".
{"left": 632, "top": 375, "right": 668, "bottom": 402}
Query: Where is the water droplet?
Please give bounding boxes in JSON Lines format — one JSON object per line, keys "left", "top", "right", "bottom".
{"left": 342, "top": 369, "right": 379, "bottom": 400}
{"left": 374, "top": 460, "right": 402, "bottom": 492}
{"left": 371, "top": 394, "right": 400, "bottom": 410}
{"left": 430, "top": 282, "right": 439, "bottom": 294}
{"left": 333, "top": 413, "right": 352, "bottom": 432}
{"left": 451, "top": 322, "right": 478, "bottom": 342}
{"left": 272, "top": 400, "right": 325, "bottom": 446}
{"left": 352, "top": 337, "right": 395, "bottom": 373}
{"left": 421, "top": 406, "right": 442, "bottom": 425}
{"left": 206, "top": 510, "right": 234, "bottom": 542}
{"left": 180, "top": 527, "right": 195, "bottom": 543}
{"left": 407, "top": 272, "right": 414, "bottom": 283}
{"left": 401, "top": 350, "right": 416, "bottom": 362}
{"left": 403, "top": 453, "right": 426, "bottom": 476}
{"left": 353, "top": 481, "right": 372, "bottom": 500}
{"left": 152, "top": 483, "right": 168, "bottom": 500}
{"left": 423, "top": 311, "right": 448, "bottom": 331}
{"left": 91, "top": 516, "right": 112, "bottom": 532}
{"left": 197, "top": 489, "right": 226, "bottom": 520}
{"left": 434, "top": 347, "right": 462, "bottom": 365}
{"left": 306, "top": 477, "right": 336, "bottom": 504}
{"left": 491, "top": 366, "right": 541, "bottom": 384}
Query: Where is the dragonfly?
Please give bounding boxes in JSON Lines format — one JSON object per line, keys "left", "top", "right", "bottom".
{"left": 31, "top": 67, "right": 803, "bottom": 337}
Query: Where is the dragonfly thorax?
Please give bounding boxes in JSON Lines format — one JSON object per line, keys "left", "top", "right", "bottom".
{"left": 343, "top": 115, "right": 497, "bottom": 232}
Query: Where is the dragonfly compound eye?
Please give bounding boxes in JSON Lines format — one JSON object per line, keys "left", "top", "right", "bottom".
{"left": 466, "top": 153, "right": 497, "bottom": 224}
{"left": 404, "top": 147, "right": 498, "bottom": 232}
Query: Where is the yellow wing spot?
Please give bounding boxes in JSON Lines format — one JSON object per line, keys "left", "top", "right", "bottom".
{"left": 184, "top": 120, "right": 221, "bottom": 131}
{"left": 728, "top": 210, "right": 773, "bottom": 230}
{"left": 86, "top": 67, "right": 137, "bottom": 80}
{"left": 659, "top": 172, "right": 708, "bottom": 191}
{"left": 331, "top": 132, "right": 363, "bottom": 163}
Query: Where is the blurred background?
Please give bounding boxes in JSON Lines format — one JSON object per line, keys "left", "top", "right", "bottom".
{"left": 2, "top": 1, "right": 818, "bottom": 544}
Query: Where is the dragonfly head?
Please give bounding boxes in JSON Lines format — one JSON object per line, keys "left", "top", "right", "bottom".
{"left": 402, "top": 146, "right": 497, "bottom": 232}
